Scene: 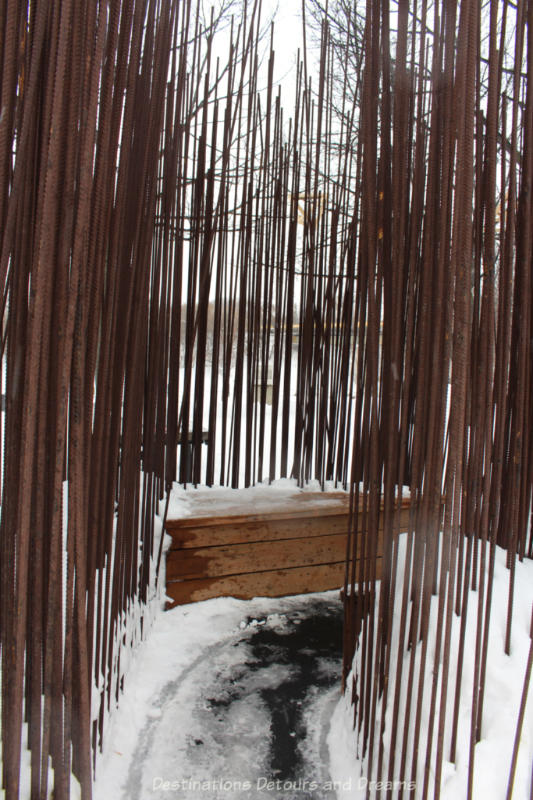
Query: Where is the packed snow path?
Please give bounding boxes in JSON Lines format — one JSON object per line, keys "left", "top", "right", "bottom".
{"left": 96, "top": 594, "right": 344, "bottom": 800}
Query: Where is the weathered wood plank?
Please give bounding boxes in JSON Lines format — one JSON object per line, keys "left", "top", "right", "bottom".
{"left": 164, "top": 492, "right": 415, "bottom": 606}
{"left": 165, "top": 559, "right": 384, "bottom": 606}
{"left": 165, "top": 492, "right": 412, "bottom": 530}
{"left": 165, "top": 503, "right": 411, "bottom": 549}
{"left": 166, "top": 529, "right": 384, "bottom": 581}
{"left": 167, "top": 513, "right": 352, "bottom": 549}
{"left": 166, "top": 491, "right": 351, "bottom": 526}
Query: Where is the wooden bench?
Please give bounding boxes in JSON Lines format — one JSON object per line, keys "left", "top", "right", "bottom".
{"left": 164, "top": 491, "right": 412, "bottom": 607}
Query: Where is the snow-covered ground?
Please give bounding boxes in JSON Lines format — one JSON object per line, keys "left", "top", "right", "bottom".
{"left": 93, "top": 478, "right": 532, "bottom": 800}
{"left": 2, "top": 477, "right": 529, "bottom": 800}
{"left": 329, "top": 542, "right": 533, "bottom": 799}
{"left": 94, "top": 592, "right": 345, "bottom": 800}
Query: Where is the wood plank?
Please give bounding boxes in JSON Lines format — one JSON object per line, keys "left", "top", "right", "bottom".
{"left": 166, "top": 490, "right": 350, "bottom": 525}
{"left": 165, "top": 491, "right": 412, "bottom": 530}
{"left": 166, "top": 530, "right": 379, "bottom": 581}
{"left": 165, "top": 502, "right": 350, "bottom": 530}
{"left": 166, "top": 505, "right": 412, "bottom": 550}
{"left": 165, "top": 559, "right": 383, "bottom": 606}
{"left": 163, "top": 490, "right": 419, "bottom": 606}
{"left": 167, "top": 513, "right": 350, "bottom": 549}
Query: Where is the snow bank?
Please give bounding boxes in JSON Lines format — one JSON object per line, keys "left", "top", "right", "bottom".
{"left": 328, "top": 541, "right": 533, "bottom": 799}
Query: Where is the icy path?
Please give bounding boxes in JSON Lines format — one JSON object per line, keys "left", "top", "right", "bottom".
{"left": 95, "top": 593, "right": 344, "bottom": 800}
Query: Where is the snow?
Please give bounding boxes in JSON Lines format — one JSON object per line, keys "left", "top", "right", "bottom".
{"left": 93, "top": 592, "right": 345, "bottom": 800}
{"left": 92, "top": 513, "right": 532, "bottom": 800}
{"left": 161, "top": 478, "right": 411, "bottom": 521}
{"left": 161, "top": 477, "right": 349, "bottom": 520}
{"left": 327, "top": 541, "right": 533, "bottom": 799}
{"left": 2, "top": 471, "right": 530, "bottom": 799}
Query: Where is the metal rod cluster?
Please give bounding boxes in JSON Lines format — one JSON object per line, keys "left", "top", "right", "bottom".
{"left": 153, "top": 6, "right": 365, "bottom": 492}
{"left": 0, "top": 1, "right": 181, "bottom": 798}
{"left": 0, "top": 0, "right": 531, "bottom": 799}
{"left": 342, "top": 1, "right": 533, "bottom": 797}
